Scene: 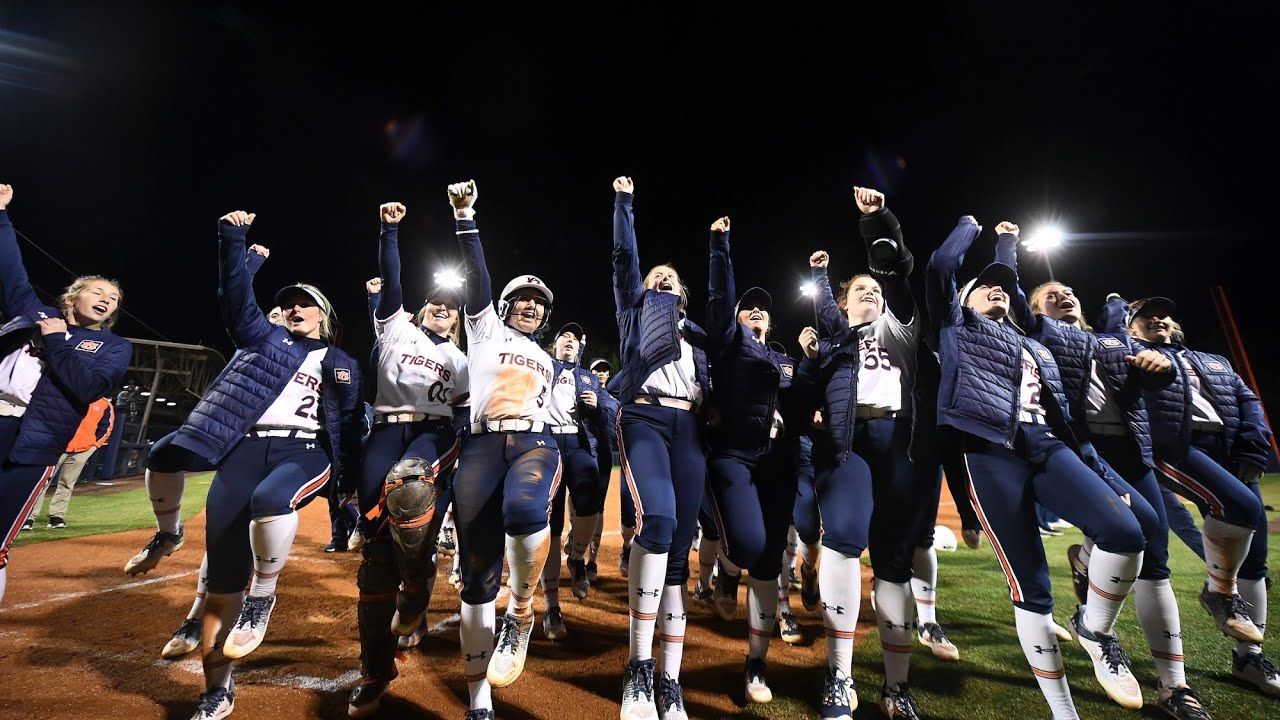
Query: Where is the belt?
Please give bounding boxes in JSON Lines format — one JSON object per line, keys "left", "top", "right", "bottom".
{"left": 1019, "top": 412, "right": 1047, "bottom": 425}
{"left": 471, "top": 419, "right": 546, "bottom": 434}
{"left": 1086, "top": 422, "right": 1130, "bottom": 437}
{"left": 248, "top": 428, "right": 318, "bottom": 439}
{"left": 374, "top": 411, "right": 427, "bottom": 425}
{"left": 551, "top": 424, "right": 579, "bottom": 435}
{"left": 1191, "top": 421, "right": 1224, "bottom": 433}
{"left": 632, "top": 395, "right": 696, "bottom": 411}
{"left": 769, "top": 425, "right": 781, "bottom": 439}
{"left": 856, "top": 406, "right": 903, "bottom": 419}
{"left": 0, "top": 399, "right": 27, "bottom": 418}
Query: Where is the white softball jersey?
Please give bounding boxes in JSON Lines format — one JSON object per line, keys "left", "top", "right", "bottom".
{"left": 1179, "top": 353, "right": 1224, "bottom": 429}
{"left": 464, "top": 304, "right": 554, "bottom": 424}
{"left": 255, "top": 347, "right": 328, "bottom": 431}
{"left": 855, "top": 307, "right": 918, "bottom": 413}
{"left": 1020, "top": 347, "right": 1047, "bottom": 418}
{"left": 546, "top": 364, "right": 580, "bottom": 427}
{"left": 372, "top": 308, "right": 469, "bottom": 418}
{"left": 0, "top": 342, "right": 47, "bottom": 413}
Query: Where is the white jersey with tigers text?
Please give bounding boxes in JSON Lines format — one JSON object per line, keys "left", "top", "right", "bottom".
{"left": 373, "top": 308, "right": 469, "bottom": 418}
{"left": 547, "top": 364, "right": 580, "bottom": 427}
{"left": 0, "top": 341, "right": 47, "bottom": 414}
{"left": 256, "top": 346, "right": 329, "bottom": 431}
{"left": 855, "top": 307, "right": 918, "bottom": 413}
{"left": 465, "top": 304, "right": 554, "bottom": 423}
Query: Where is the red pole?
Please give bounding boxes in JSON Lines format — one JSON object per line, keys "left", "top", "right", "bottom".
{"left": 1210, "top": 285, "right": 1280, "bottom": 466}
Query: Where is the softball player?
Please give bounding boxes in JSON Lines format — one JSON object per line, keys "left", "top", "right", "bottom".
{"left": 1004, "top": 251, "right": 1213, "bottom": 717}
{"left": 0, "top": 183, "right": 131, "bottom": 606}
{"left": 1127, "top": 296, "right": 1276, "bottom": 697}
{"left": 168, "top": 210, "right": 363, "bottom": 720}
{"left": 611, "top": 176, "right": 710, "bottom": 720}
{"left": 794, "top": 187, "right": 930, "bottom": 719}
{"left": 586, "top": 356, "right": 622, "bottom": 580}
{"left": 347, "top": 201, "right": 469, "bottom": 718}
{"left": 699, "top": 215, "right": 798, "bottom": 706}
{"left": 540, "top": 322, "right": 608, "bottom": 640}
{"left": 446, "top": 180, "right": 561, "bottom": 720}
{"left": 924, "top": 216, "right": 1145, "bottom": 720}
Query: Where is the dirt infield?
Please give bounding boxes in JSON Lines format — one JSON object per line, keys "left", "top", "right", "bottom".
{"left": 0, "top": 472, "right": 961, "bottom": 720}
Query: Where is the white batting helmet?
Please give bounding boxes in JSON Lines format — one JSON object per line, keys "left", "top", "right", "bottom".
{"left": 497, "top": 274, "right": 554, "bottom": 334}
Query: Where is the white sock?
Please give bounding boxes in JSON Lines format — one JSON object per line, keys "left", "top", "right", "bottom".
{"left": 875, "top": 577, "right": 914, "bottom": 688}
{"left": 1084, "top": 548, "right": 1141, "bottom": 636}
{"left": 187, "top": 554, "right": 210, "bottom": 620}
{"left": 201, "top": 592, "right": 244, "bottom": 691}
{"left": 747, "top": 576, "right": 778, "bottom": 660}
{"left": 540, "top": 531, "right": 562, "bottom": 611}
{"left": 247, "top": 513, "right": 299, "bottom": 597}
{"left": 1237, "top": 578, "right": 1267, "bottom": 657}
{"left": 819, "top": 547, "right": 861, "bottom": 677}
{"left": 777, "top": 548, "right": 794, "bottom": 615}
{"left": 657, "top": 584, "right": 687, "bottom": 680}
{"left": 146, "top": 470, "right": 185, "bottom": 534}
{"left": 1014, "top": 607, "right": 1078, "bottom": 719}
{"left": 0, "top": 566, "right": 7, "bottom": 605}
{"left": 628, "top": 544, "right": 667, "bottom": 661}
{"left": 798, "top": 540, "right": 820, "bottom": 573}
{"left": 784, "top": 526, "right": 798, "bottom": 583}
{"left": 460, "top": 600, "right": 496, "bottom": 710}
{"left": 1134, "top": 579, "right": 1186, "bottom": 687}
{"left": 442, "top": 504, "right": 455, "bottom": 533}
{"left": 589, "top": 513, "right": 604, "bottom": 565}
{"left": 698, "top": 536, "right": 718, "bottom": 590}
{"left": 911, "top": 546, "right": 938, "bottom": 626}
{"left": 1202, "top": 517, "right": 1254, "bottom": 595}
{"left": 567, "top": 506, "right": 596, "bottom": 561}
{"left": 505, "top": 527, "right": 550, "bottom": 621}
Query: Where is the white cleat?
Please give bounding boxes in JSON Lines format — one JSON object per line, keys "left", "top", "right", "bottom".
{"left": 1069, "top": 606, "right": 1142, "bottom": 709}
{"left": 487, "top": 612, "right": 534, "bottom": 688}
{"left": 190, "top": 683, "right": 234, "bottom": 720}
{"left": 744, "top": 657, "right": 772, "bottom": 704}
{"left": 124, "top": 526, "right": 185, "bottom": 575}
{"left": 917, "top": 622, "right": 960, "bottom": 661}
{"left": 1233, "top": 649, "right": 1280, "bottom": 697}
{"left": 161, "top": 617, "right": 202, "bottom": 659}
{"left": 620, "top": 658, "right": 659, "bottom": 720}
{"left": 222, "top": 594, "right": 276, "bottom": 660}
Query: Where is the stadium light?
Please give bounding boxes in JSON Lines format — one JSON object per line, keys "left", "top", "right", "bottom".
{"left": 799, "top": 281, "right": 816, "bottom": 297}
{"left": 434, "top": 268, "right": 465, "bottom": 289}
{"left": 140, "top": 391, "right": 151, "bottom": 397}
{"left": 166, "top": 402, "right": 176, "bottom": 406}
{"left": 1022, "top": 226, "right": 1065, "bottom": 253}
{"left": 155, "top": 397, "right": 166, "bottom": 403}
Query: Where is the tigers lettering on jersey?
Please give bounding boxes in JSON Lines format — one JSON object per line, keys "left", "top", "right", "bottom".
{"left": 292, "top": 371, "right": 321, "bottom": 391}
{"left": 498, "top": 352, "right": 552, "bottom": 381}
{"left": 399, "top": 354, "right": 454, "bottom": 381}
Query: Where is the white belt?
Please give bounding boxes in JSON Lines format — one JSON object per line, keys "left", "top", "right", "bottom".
{"left": 471, "top": 419, "right": 546, "bottom": 434}
{"left": 551, "top": 424, "right": 579, "bottom": 435}
{"left": 0, "top": 399, "right": 27, "bottom": 418}
{"left": 1087, "top": 422, "right": 1130, "bottom": 437}
{"left": 633, "top": 395, "right": 696, "bottom": 411}
{"left": 1019, "top": 412, "right": 1047, "bottom": 425}
{"left": 769, "top": 425, "right": 781, "bottom": 439}
{"left": 374, "top": 412, "right": 427, "bottom": 425}
{"left": 248, "top": 429, "right": 318, "bottom": 439}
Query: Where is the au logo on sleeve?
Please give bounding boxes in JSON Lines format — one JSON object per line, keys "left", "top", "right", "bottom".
{"left": 1098, "top": 337, "right": 1124, "bottom": 349}
{"left": 76, "top": 339, "right": 104, "bottom": 353}
{"left": 1036, "top": 347, "right": 1053, "bottom": 362}
{"left": 1205, "top": 361, "right": 1227, "bottom": 372}
{"left": 781, "top": 364, "right": 794, "bottom": 378}
{"left": 335, "top": 368, "right": 352, "bottom": 384}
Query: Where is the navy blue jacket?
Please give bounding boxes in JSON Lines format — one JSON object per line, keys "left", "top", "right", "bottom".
{"left": 705, "top": 228, "right": 794, "bottom": 456}
{"left": 551, "top": 356, "right": 609, "bottom": 456}
{"left": 925, "top": 218, "right": 1076, "bottom": 448}
{"left": 611, "top": 192, "right": 710, "bottom": 405}
{"left": 998, "top": 241, "right": 1156, "bottom": 466}
{"left": 170, "top": 220, "right": 364, "bottom": 491}
{"left": 0, "top": 209, "right": 132, "bottom": 466}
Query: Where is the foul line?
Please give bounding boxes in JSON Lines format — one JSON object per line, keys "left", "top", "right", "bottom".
{"left": 0, "top": 570, "right": 197, "bottom": 612}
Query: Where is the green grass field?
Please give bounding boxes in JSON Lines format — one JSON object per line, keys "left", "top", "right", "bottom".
{"left": 8, "top": 469, "right": 1277, "bottom": 718}
{"left": 13, "top": 471, "right": 214, "bottom": 547}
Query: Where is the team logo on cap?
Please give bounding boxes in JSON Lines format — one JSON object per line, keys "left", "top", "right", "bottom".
{"left": 1206, "top": 361, "right": 1226, "bottom": 372}
{"left": 76, "top": 339, "right": 103, "bottom": 354}
{"left": 335, "top": 368, "right": 352, "bottom": 384}
{"left": 526, "top": 276, "right": 543, "bottom": 285}
{"left": 1098, "top": 337, "right": 1123, "bottom": 349}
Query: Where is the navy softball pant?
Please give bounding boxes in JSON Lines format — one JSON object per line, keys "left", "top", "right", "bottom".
{"left": 791, "top": 434, "right": 819, "bottom": 546}
{"left": 358, "top": 420, "right": 460, "bottom": 536}
{"left": 147, "top": 431, "right": 216, "bottom": 473}
{"left": 906, "top": 435, "right": 943, "bottom": 551}
{"left": 964, "top": 423, "right": 1145, "bottom": 614}
{"left": 617, "top": 403, "right": 705, "bottom": 556}
{"left": 1156, "top": 432, "right": 1267, "bottom": 581}
{"left": 204, "top": 435, "right": 331, "bottom": 593}
{"left": 1162, "top": 484, "right": 1206, "bottom": 561}
{"left": 1088, "top": 436, "right": 1170, "bottom": 581}
{"left": 0, "top": 417, "right": 55, "bottom": 570}
{"left": 548, "top": 433, "right": 600, "bottom": 538}
{"left": 453, "top": 430, "right": 561, "bottom": 605}
{"left": 706, "top": 444, "right": 798, "bottom": 581}
{"left": 596, "top": 439, "right": 616, "bottom": 514}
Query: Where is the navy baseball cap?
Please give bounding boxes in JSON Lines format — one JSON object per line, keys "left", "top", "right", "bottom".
{"left": 735, "top": 286, "right": 773, "bottom": 314}
{"left": 557, "top": 322, "right": 585, "bottom": 339}
{"left": 959, "top": 262, "right": 1018, "bottom": 305}
{"left": 1127, "top": 296, "right": 1177, "bottom": 327}
{"left": 590, "top": 358, "right": 612, "bottom": 372}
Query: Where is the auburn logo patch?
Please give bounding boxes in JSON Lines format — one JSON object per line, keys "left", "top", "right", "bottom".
{"left": 335, "top": 368, "right": 352, "bottom": 384}
{"left": 781, "top": 365, "right": 794, "bottom": 378}
{"left": 1098, "top": 337, "right": 1123, "bottom": 349}
{"left": 76, "top": 339, "right": 103, "bottom": 353}
{"left": 1036, "top": 347, "right": 1053, "bottom": 361}
{"left": 1206, "top": 361, "right": 1227, "bottom": 372}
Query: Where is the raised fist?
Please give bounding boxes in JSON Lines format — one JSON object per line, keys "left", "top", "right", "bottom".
{"left": 995, "top": 221, "right": 1020, "bottom": 237}
{"left": 799, "top": 326, "right": 820, "bottom": 359}
{"left": 380, "top": 202, "right": 407, "bottom": 224}
{"left": 220, "top": 210, "right": 256, "bottom": 227}
{"left": 366, "top": 277, "right": 383, "bottom": 294}
{"left": 447, "top": 180, "right": 478, "bottom": 210}
{"left": 961, "top": 215, "right": 979, "bottom": 226}
{"left": 810, "top": 250, "right": 830, "bottom": 268}
{"left": 613, "top": 176, "right": 634, "bottom": 194}
{"left": 248, "top": 244, "right": 270, "bottom": 258}
{"left": 853, "top": 186, "right": 885, "bottom": 215}
{"left": 710, "top": 216, "right": 730, "bottom": 233}
{"left": 0, "top": 183, "right": 12, "bottom": 210}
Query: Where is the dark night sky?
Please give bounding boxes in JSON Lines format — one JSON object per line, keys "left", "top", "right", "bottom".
{"left": 3, "top": 4, "right": 1280, "bottom": 404}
